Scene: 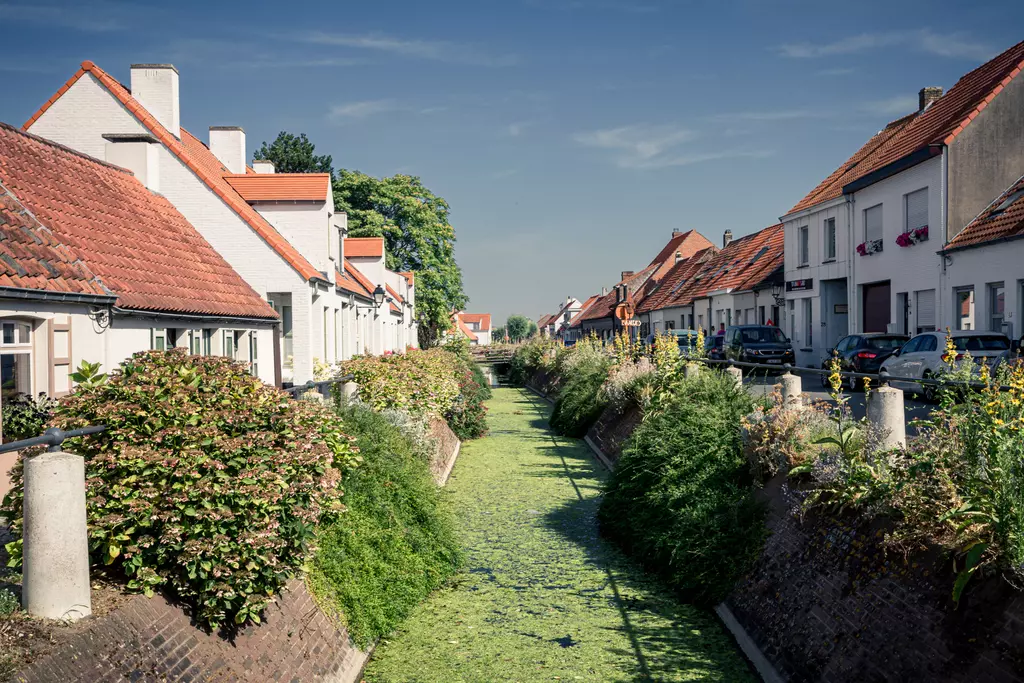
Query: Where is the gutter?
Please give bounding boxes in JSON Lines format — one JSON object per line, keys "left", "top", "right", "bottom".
{"left": 842, "top": 145, "right": 941, "bottom": 195}
{"left": 111, "top": 306, "right": 279, "bottom": 326}
{"left": 0, "top": 286, "right": 117, "bottom": 306}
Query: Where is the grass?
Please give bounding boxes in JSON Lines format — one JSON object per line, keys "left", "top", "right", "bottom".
{"left": 362, "top": 388, "right": 754, "bottom": 682}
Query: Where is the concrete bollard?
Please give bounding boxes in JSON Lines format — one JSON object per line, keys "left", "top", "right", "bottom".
{"left": 684, "top": 363, "right": 700, "bottom": 379}
{"left": 777, "top": 371, "right": 803, "bottom": 411}
{"left": 867, "top": 385, "right": 907, "bottom": 450}
{"left": 22, "top": 450, "right": 91, "bottom": 621}
{"left": 726, "top": 365, "right": 743, "bottom": 389}
{"left": 342, "top": 380, "right": 359, "bottom": 402}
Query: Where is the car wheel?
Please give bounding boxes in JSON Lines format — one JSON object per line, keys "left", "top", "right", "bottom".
{"left": 921, "top": 371, "right": 938, "bottom": 402}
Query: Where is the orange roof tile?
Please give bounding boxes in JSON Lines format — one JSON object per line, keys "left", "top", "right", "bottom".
{"left": 385, "top": 284, "right": 404, "bottom": 304}
{"left": 344, "top": 259, "right": 378, "bottom": 297}
{"left": 223, "top": 173, "right": 330, "bottom": 202}
{"left": 647, "top": 230, "right": 715, "bottom": 281}
{"left": 578, "top": 265, "right": 658, "bottom": 323}
{"left": 399, "top": 271, "right": 414, "bottom": 286}
{"left": 0, "top": 123, "right": 277, "bottom": 319}
{"left": 24, "top": 62, "right": 324, "bottom": 283}
{"left": 390, "top": 302, "right": 402, "bottom": 315}
{"left": 345, "top": 237, "right": 385, "bottom": 258}
{"left": 455, "top": 317, "right": 478, "bottom": 341}
{"left": 458, "top": 313, "right": 491, "bottom": 331}
{"left": 638, "top": 247, "right": 717, "bottom": 314}
{"left": 335, "top": 267, "right": 372, "bottom": 299}
{"left": 568, "top": 295, "right": 600, "bottom": 328}
{"left": 946, "top": 174, "right": 1024, "bottom": 251}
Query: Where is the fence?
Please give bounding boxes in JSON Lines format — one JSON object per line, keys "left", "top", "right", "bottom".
{"left": 0, "top": 374, "right": 358, "bottom": 622}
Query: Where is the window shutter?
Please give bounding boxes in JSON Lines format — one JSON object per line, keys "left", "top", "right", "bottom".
{"left": 865, "top": 205, "right": 883, "bottom": 242}
{"left": 915, "top": 289, "right": 936, "bottom": 332}
{"left": 48, "top": 316, "right": 72, "bottom": 397}
{"left": 906, "top": 188, "right": 928, "bottom": 232}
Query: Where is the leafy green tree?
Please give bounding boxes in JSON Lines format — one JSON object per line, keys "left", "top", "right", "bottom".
{"left": 506, "top": 315, "right": 531, "bottom": 343}
{"left": 527, "top": 320, "right": 539, "bottom": 338}
{"left": 492, "top": 326, "right": 507, "bottom": 343}
{"left": 253, "top": 132, "right": 334, "bottom": 175}
{"left": 334, "top": 170, "right": 467, "bottom": 347}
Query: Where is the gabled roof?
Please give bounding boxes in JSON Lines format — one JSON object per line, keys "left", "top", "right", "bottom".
{"left": 458, "top": 313, "right": 491, "bottom": 331}
{"left": 568, "top": 294, "right": 601, "bottom": 328}
{"left": 538, "top": 313, "right": 557, "bottom": 328}
{"left": 345, "top": 237, "right": 385, "bottom": 258}
{"left": 0, "top": 123, "right": 277, "bottom": 319}
{"left": 647, "top": 230, "right": 715, "bottom": 281}
{"left": 385, "top": 284, "right": 404, "bottom": 305}
{"left": 455, "top": 316, "right": 478, "bottom": 341}
{"left": 223, "top": 173, "right": 330, "bottom": 202}
{"left": 390, "top": 302, "right": 402, "bottom": 316}
{"left": 335, "top": 267, "right": 372, "bottom": 299}
{"left": 946, "top": 174, "right": 1024, "bottom": 251}
{"left": 24, "top": 61, "right": 325, "bottom": 283}
{"left": 344, "top": 260, "right": 377, "bottom": 298}
{"left": 638, "top": 246, "right": 717, "bottom": 314}
{"left": 399, "top": 271, "right": 414, "bottom": 286}
{"left": 578, "top": 264, "right": 658, "bottom": 323}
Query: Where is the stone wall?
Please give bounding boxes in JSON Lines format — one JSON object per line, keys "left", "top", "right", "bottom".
{"left": 428, "top": 417, "right": 461, "bottom": 486}
{"left": 726, "top": 476, "right": 1024, "bottom": 682}
{"left": 13, "top": 579, "right": 369, "bottom": 683}
{"left": 585, "top": 402, "right": 642, "bottom": 466}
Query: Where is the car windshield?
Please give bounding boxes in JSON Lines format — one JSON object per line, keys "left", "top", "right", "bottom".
{"left": 740, "top": 327, "right": 787, "bottom": 344}
{"left": 706, "top": 336, "right": 724, "bottom": 349}
{"left": 952, "top": 335, "right": 1010, "bottom": 352}
{"left": 865, "top": 336, "right": 907, "bottom": 350}
{"left": 675, "top": 334, "right": 698, "bottom": 346}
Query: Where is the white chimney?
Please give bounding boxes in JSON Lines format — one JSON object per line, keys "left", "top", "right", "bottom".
{"left": 209, "top": 126, "right": 246, "bottom": 174}
{"left": 130, "top": 64, "right": 180, "bottom": 138}
{"left": 103, "top": 135, "right": 160, "bottom": 192}
{"left": 252, "top": 159, "right": 275, "bottom": 174}
{"left": 674, "top": 250, "right": 683, "bottom": 264}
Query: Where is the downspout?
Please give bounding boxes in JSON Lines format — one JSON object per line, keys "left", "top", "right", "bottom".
{"left": 846, "top": 194, "right": 856, "bottom": 333}
{"left": 939, "top": 146, "right": 949, "bottom": 330}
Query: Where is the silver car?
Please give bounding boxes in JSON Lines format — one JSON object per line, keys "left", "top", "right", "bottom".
{"left": 880, "top": 330, "right": 1012, "bottom": 401}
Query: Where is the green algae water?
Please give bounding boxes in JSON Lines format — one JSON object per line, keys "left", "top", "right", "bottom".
{"left": 362, "top": 388, "right": 754, "bottom": 682}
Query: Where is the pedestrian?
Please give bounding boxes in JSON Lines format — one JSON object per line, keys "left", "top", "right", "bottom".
{"left": 716, "top": 323, "right": 725, "bottom": 336}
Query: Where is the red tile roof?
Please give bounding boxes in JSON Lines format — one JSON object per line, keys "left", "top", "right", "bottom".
{"left": 344, "top": 260, "right": 377, "bottom": 298}
{"left": 455, "top": 316, "right": 478, "bottom": 341}
{"left": 638, "top": 247, "right": 717, "bottom": 314}
{"left": 458, "top": 313, "right": 491, "bottom": 332}
{"left": 399, "top": 271, "right": 414, "bottom": 286}
{"left": 390, "top": 302, "right": 402, "bottom": 315}
{"left": 0, "top": 123, "right": 277, "bottom": 319}
{"left": 647, "top": 230, "right": 715, "bottom": 281}
{"left": 345, "top": 237, "right": 385, "bottom": 258}
{"left": 385, "top": 284, "right": 404, "bottom": 305}
{"left": 24, "top": 61, "right": 325, "bottom": 283}
{"left": 223, "top": 173, "right": 330, "bottom": 202}
{"left": 946, "top": 174, "right": 1024, "bottom": 250}
{"left": 335, "top": 267, "right": 372, "bottom": 299}
{"left": 578, "top": 264, "right": 658, "bottom": 323}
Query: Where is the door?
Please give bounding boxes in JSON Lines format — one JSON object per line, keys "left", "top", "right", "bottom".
{"left": 862, "top": 282, "right": 891, "bottom": 333}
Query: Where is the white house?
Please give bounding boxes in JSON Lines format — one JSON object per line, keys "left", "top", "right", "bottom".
{"left": 539, "top": 297, "right": 582, "bottom": 338}
{"left": 455, "top": 313, "right": 492, "bottom": 346}
{"left": 343, "top": 237, "right": 417, "bottom": 354}
{"left": 22, "top": 61, "right": 413, "bottom": 385}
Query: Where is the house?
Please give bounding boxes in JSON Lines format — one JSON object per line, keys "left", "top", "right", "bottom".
{"left": 455, "top": 313, "right": 492, "bottom": 345}
{"left": 344, "top": 237, "right": 417, "bottom": 353}
{"left": 21, "top": 61, "right": 411, "bottom": 385}
{"left": 563, "top": 294, "right": 600, "bottom": 343}
{"left": 639, "top": 225, "right": 784, "bottom": 337}
{"left": 538, "top": 297, "right": 582, "bottom": 338}
{"left": 0, "top": 123, "right": 279, "bottom": 403}
{"left": 783, "top": 39, "right": 1024, "bottom": 365}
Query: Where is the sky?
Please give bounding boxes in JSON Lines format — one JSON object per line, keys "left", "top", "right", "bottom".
{"left": 0, "top": 0, "right": 1020, "bottom": 326}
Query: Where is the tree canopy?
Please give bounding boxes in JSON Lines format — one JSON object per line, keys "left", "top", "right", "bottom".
{"left": 506, "top": 315, "right": 533, "bottom": 343}
{"left": 253, "top": 132, "right": 334, "bottom": 175}
{"left": 250, "top": 132, "right": 468, "bottom": 348}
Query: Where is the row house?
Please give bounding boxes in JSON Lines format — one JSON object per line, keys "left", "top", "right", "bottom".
{"left": 0, "top": 122, "right": 279, "bottom": 412}
{"left": 563, "top": 294, "right": 600, "bottom": 343}
{"left": 639, "top": 224, "right": 784, "bottom": 336}
{"left": 782, "top": 39, "right": 1024, "bottom": 366}
{"left": 455, "top": 312, "right": 492, "bottom": 345}
{"left": 22, "top": 61, "right": 416, "bottom": 385}
{"left": 538, "top": 297, "right": 582, "bottom": 338}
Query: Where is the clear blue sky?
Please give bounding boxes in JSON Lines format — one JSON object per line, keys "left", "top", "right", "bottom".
{"left": 0, "top": 1, "right": 1019, "bottom": 325}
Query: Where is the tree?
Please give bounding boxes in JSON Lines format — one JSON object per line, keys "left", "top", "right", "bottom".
{"left": 506, "top": 315, "right": 531, "bottom": 343}
{"left": 253, "top": 132, "right": 334, "bottom": 175}
{"left": 334, "top": 170, "right": 467, "bottom": 348}
{"left": 492, "top": 326, "right": 507, "bottom": 343}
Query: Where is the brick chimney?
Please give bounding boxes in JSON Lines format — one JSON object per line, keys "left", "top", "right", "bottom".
{"left": 919, "top": 87, "right": 943, "bottom": 111}
{"left": 209, "top": 126, "right": 246, "bottom": 174}
{"left": 723, "top": 230, "right": 733, "bottom": 248}
{"left": 672, "top": 230, "right": 685, "bottom": 238}
{"left": 130, "top": 64, "right": 179, "bottom": 138}
{"left": 621, "top": 270, "right": 634, "bottom": 281}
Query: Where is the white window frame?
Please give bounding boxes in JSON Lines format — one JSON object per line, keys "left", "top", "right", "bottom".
{"left": 223, "top": 329, "right": 236, "bottom": 359}
{"left": 798, "top": 225, "right": 809, "bottom": 266}
{"left": 989, "top": 282, "right": 1005, "bottom": 334}
{"left": 151, "top": 328, "right": 168, "bottom": 351}
{"left": 954, "top": 286, "right": 975, "bottom": 331}
{"left": 1, "top": 319, "right": 34, "bottom": 397}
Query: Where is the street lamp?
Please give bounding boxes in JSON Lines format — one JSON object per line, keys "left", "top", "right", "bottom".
{"left": 771, "top": 283, "right": 785, "bottom": 307}
{"left": 372, "top": 285, "right": 386, "bottom": 307}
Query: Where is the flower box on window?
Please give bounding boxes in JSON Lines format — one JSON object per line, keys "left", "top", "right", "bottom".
{"left": 856, "top": 239, "right": 883, "bottom": 256}
{"left": 896, "top": 225, "right": 929, "bottom": 248}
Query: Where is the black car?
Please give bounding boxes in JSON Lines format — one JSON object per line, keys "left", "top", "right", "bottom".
{"left": 724, "top": 325, "right": 795, "bottom": 370}
{"left": 706, "top": 334, "right": 726, "bottom": 361}
{"left": 819, "top": 333, "right": 909, "bottom": 390}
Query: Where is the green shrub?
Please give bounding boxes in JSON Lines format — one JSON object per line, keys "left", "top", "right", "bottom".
{"left": 549, "top": 349, "right": 611, "bottom": 438}
{"left": 599, "top": 371, "right": 765, "bottom": 605}
{"left": 446, "top": 363, "right": 489, "bottom": 440}
{"left": 2, "top": 350, "right": 360, "bottom": 629}
{"left": 1, "top": 393, "right": 56, "bottom": 443}
{"left": 0, "top": 588, "right": 17, "bottom": 616}
{"left": 469, "top": 361, "right": 493, "bottom": 401}
{"left": 343, "top": 349, "right": 461, "bottom": 418}
{"left": 310, "top": 403, "right": 461, "bottom": 646}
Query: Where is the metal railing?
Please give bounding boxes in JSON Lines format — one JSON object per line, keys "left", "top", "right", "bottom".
{"left": 0, "top": 375, "right": 357, "bottom": 455}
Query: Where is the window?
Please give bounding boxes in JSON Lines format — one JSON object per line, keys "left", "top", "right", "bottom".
{"left": 955, "top": 287, "right": 975, "bottom": 331}
{"left": 202, "top": 329, "right": 212, "bottom": 355}
{"left": 248, "top": 332, "right": 259, "bottom": 376}
{"left": 788, "top": 300, "right": 795, "bottom": 341}
{"left": 901, "top": 335, "right": 924, "bottom": 354}
{"left": 282, "top": 305, "right": 294, "bottom": 367}
{"left": 905, "top": 188, "right": 928, "bottom": 233}
{"left": 151, "top": 329, "right": 168, "bottom": 351}
{"left": 823, "top": 218, "right": 836, "bottom": 260}
{"left": 323, "top": 308, "right": 330, "bottom": 359}
{"left": 1, "top": 320, "right": 33, "bottom": 399}
{"left": 920, "top": 335, "right": 938, "bottom": 352}
{"left": 223, "top": 330, "right": 236, "bottom": 359}
{"left": 665, "top": 320, "right": 676, "bottom": 330}
{"left": 802, "top": 298, "right": 813, "bottom": 346}
{"left": 334, "top": 309, "right": 341, "bottom": 361}
{"left": 915, "top": 290, "right": 936, "bottom": 333}
{"left": 680, "top": 315, "right": 687, "bottom": 330}
{"left": 798, "top": 226, "right": 809, "bottom": 265}
{"left": 864, "top": 204, "right": 883, "bottom": 245}
{"left": 989, "top": 283, "right": 1005, "bottom": 333}
{"left": 992, "top": 189, "right": 1024, "bottom": 216}
{"left": 188, "top": 330, "right": 202, "bottom": 355}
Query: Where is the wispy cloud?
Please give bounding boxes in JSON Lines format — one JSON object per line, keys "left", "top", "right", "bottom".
{"left": 505, "top": 121, "right": 533, "bottom": 137}
{"left": 817, "top": 67, "right": 856, "bottom": 76}
{"left": 860, "top": 95, "right": 918, "bottom": 116}
{"left": 572, "top": 124, "right": 772, "bottom": 169}
{"left": 708, "top": 109, "right": 819, "bottom": 122}
{"left": 0, "top": 2, "right": 128, "bottom": 31}
{"left": 776, "top": 29, "right": 992, "bottom": 61}
{"left": 328, "top": 100, "right": 402, "bottom": 121}
{"left": 166, "top": 39, "right": 367, "bottom": 70}
{"left": 301, "top": 31, "right": 519, "bottom": 66}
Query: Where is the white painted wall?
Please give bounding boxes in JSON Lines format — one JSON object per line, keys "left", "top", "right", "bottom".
{"left": 942, "top": 242, "right": 1024, "bottom": 339}
{"left": 254, "top": 200, "right": 335, "bottom": 278}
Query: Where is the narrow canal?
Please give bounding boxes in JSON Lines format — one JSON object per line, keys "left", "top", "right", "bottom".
{"left": 362, "top": 387, "right": 753, "bottom": 682}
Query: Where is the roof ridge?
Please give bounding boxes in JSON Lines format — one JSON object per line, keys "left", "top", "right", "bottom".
{"left": 1, "top": 121, "right": 132, "bottom": 175}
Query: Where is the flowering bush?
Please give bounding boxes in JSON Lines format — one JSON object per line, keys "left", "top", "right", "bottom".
{"left": 445, "top": 363, "right": 489, "bottom": 440}
{"left": 2, "top": 350, "right": 360, "bottom": 629}
{"left": 741, "top": 391, "right": 832, "bottom": 481}
{"left": 601, "top": 356, "right": 656, "bottom": 410}
{"left": 895, "top": 226, "right": 929, "bottom": 248}
{"left": 343, "top": 349, "right": 462, "bottom": 417}
{"left": 856, "top": 239, "right": 883, "bottom": 256}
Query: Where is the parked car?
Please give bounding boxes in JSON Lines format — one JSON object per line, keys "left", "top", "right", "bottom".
{"left": 819, "top": 333, "right": 909, "bottom": 390}
{"left": 880, "top": 330, "right": 1012, "bottom": 401}
{"left": 723, "top": 325, "right": 795, "bottom": 370}
{"left": 644, "top": 329, "right": 702, "bottom": 354}
{"left": 706, "top": 334, "right": 726, "bottom": 361}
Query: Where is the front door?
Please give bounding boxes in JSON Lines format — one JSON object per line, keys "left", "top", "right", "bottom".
{"left": 862, "top": 282, "right": 891, "bottom": 333}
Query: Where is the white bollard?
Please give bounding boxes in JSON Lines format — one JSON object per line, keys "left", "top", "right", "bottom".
{"left": 342, "top": 380, "right": 359, "bottom": 402}
{"left": 726, "top": 365, "right": 743, "bottom": 389}
{"left": 22, "top": 450, "right": 91, "bottom": 621}
{"left": 684, "top": 363, "right": 700, "bottom": 380}
{"left": 778, "top": 371, "right": 803, "bottom": 411}
{"left": 867, "top": 385, "right": 907, "bottom": 450}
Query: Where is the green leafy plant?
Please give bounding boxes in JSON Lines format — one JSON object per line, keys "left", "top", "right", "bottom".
{"left": 445, "top": 364, "right": 489, "bottom": 440}
{"left": 1, "top": 393, "right": 56, "bottom": 443}
{"left": 310, "top": 403, "right": 461, "bottom": 645}
{"left": 549, "top": 348, "right": 611, "bottom": 437}
{"left": 0, "top": 588, "right": 17, "bottom": 616}
{"left": 2, "top": 349, "right": 361, "bottom": 629}
{"left": 69, "top": 359, "right": 107, "bottom": 389}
